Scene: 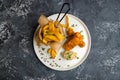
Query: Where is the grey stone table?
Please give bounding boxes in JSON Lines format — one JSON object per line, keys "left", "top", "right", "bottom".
{"left": 0, "top": 0, "right": 120, "bottom": 80}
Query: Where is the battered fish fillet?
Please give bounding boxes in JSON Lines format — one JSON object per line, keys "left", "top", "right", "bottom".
{"left": 79, "top": 41, "right": 85, "bottom": 48}
{"left": 63, "top": 32, "right": 83, "bottom": 51}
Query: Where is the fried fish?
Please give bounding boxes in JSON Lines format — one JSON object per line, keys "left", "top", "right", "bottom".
{"left": 63, "top": 32, "right": 84, "bottom": 51}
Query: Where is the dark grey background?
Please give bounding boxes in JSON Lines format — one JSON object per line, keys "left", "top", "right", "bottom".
{"left": 0, "top": 0, "right": 120, "bottom": 80}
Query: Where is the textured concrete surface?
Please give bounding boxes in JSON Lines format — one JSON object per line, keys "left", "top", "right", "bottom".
{"left": 0, "top": 0, "right": 120, "bottom": 80}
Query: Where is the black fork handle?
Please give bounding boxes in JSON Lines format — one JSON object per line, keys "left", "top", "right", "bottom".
{"left": 56, "top": 3, "right": 70, "bottom": 22}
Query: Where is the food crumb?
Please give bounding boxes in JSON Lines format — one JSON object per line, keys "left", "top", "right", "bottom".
{"left": 71, "top": 24, "right": 77, "bottom": 27}
{"left": 71, "top": 24, "right": 75, "bottom": 27}
{"left": 80, "top": 30, "right": 83, "bottom": 33}
{"left": 55, "top": 63, "right": 58, "bottom": 67}
{"left": 40, "top": 53, "right": 44, "bottom": 55}
{"left": 82, "top": 35, "right": 84, "bottom": 39}
{"left": 77, "top": 57, "right": 79, "bottom": 59}
{"left": 43, "top": 58, "right": 47, "bottom": 62}
{"left": 41, "top": 57, "right": 43, "bottom": 59}
{"left": 67, "top": 65, "right": 70, "bottom": 67}
{"left": 59, "top": 58, "right": 61, "bottom": 60}
{"left": 49, "top": 57, "right": 52, "bottom": 59}
{"left": 42, "top": 47, "right": 45, "bottom": 51}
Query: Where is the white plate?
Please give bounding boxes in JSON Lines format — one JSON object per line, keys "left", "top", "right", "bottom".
{"left": 33, "top": 13, "right": 91, "bottom": 71}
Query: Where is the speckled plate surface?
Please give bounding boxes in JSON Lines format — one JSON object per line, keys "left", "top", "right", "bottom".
{"left": 33, "top": 13, "right": 91, "bottom": 71}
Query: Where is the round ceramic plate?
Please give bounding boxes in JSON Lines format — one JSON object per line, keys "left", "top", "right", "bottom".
{"left": 33, "top": 13, "right": 91, "bottom": 71}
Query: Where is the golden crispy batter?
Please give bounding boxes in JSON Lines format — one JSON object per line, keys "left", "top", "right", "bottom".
{"left": 79, "top": 41, "right": 85, "bottom": 48}
{"left": 63, "top": 32, "right": 83, "bottom": 51}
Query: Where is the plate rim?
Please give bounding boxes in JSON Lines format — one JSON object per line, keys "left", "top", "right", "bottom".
{"left": 33, "top": 13, "right": 91, "bottom": 71}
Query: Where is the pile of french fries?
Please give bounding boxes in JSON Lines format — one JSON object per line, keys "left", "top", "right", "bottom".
{"left": 41, "top": 21, "right": 65, "bottom": 44}
{"left": 35, "top": 15, "right": 66, "bottom": 58}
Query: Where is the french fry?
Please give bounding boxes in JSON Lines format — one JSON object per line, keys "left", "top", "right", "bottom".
{"left": 48, "top": 48, "right": 52, "bottom": 54}
{"left": 51, "top": 49, "right": 56, "bottom": 58}
{"left": 47, "top": 48, "right": 56, "bottom": 59}
{"left": 42, "top": 25, "right": 49, "bottom": 32}
{"left": 60, "top": 24, "right": 67, "bottom": 28}
{"left": 43, "top": 30, "right": 51, "bottom": 36}
{"left": 44, "top": 35, "right": 59, "bottom": 42}
{"left": 49, "top": 21, "right": 55, "bottom": 31}
{"left": 42, "top": 38, "right": 48, "bottom": 44}
{"left": 55, "top": 32, "right": 65, "bottom": 40}
{"left": 65, "top": 15, "right": 74, "bottom": 36}
{"left": 66, "top": 15, "right": 69, "bottom": 29}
